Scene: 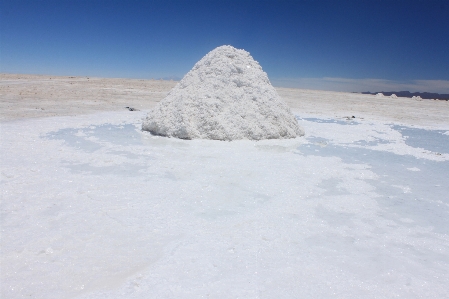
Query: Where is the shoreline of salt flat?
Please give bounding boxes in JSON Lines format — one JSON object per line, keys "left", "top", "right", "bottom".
{"left": 1, "top": 73, "right": 448, "bottom": 128}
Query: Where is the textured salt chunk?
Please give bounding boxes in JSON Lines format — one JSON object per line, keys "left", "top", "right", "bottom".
{"left": 142, "top": 45, "right": 304, "bottom": 140}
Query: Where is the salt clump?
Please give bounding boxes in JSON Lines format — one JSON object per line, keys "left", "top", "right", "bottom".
{"left": 142, "top": 45, "right": 304, "bottom": 140}
{"left": 390, "top": 94, "right": 397, "bottom": 98}
{"left": 376, "top": 93, "right": 384, "bottom": 97}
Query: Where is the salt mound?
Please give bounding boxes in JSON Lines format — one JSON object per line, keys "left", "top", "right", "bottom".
{"left": 376, "top": 93, "right": 384, "bottom": 97}
{"left": 142, "top": 45, "right": 304, "bottom": 140}
{"left": 390, "top": 94, "right": 397, "bottom": 98}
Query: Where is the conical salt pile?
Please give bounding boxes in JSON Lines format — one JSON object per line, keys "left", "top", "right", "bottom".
{"left": 142, "top": 45, "right": 304, "bottom": 140}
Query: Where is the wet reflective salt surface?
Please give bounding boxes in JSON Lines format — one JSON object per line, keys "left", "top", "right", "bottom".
{"left": 391, "top": 125, "right": 449, "bottom": 154}
{"left": 46, "top": 124, "right": 142, "bottom": 151}
{"left": 298, "top": 116, "right": 361, "bottom": 125}
{"left": 298, "top": 141, "right": 449, "bottom": 234}
{"left": 2, "top": 112, "right": 449, "bottom": 298}
{"left": 45, "top": 118, "right": 449, "bottom": 233}
{"left": 45, "top": 120, "right": 449, "bottom": 234}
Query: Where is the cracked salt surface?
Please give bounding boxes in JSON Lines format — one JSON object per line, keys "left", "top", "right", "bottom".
{"left": 1, "top": 111, "right": 449, "bottom": 298}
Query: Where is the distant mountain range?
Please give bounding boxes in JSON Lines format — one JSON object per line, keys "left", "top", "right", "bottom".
{"left": 360, "top": 91, "right": 449, "bottom": 101}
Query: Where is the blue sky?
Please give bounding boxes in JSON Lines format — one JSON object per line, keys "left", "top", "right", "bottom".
{"left": 1, "top": 0, "right": 448, "bottom": 92}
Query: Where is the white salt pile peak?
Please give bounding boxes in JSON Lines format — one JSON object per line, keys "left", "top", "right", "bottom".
{"left": 142, "top": 45, "right": 304, "bottom": 140}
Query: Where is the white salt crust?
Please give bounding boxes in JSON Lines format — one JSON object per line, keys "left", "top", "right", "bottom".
{"left": 142, "top": 45, "right": 304, "bottom": 140}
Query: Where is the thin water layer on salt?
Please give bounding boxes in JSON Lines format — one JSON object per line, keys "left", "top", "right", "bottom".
{"left": 391, "top": 125, "right": 449, "bottom": 154}
{"left": 298, "top": 117, "right": 361, "bottom": 125}
{"left": 353, "top": 138, "right": 391, "bottom": 146}
{"left": 298, "top": 141, "right": 449, "bottom": 234}
{"left": 46, "top": 124, "right": 143, "bottom": 149}
{"left": 2, "top": 112, "right": 449, "bottom": 298}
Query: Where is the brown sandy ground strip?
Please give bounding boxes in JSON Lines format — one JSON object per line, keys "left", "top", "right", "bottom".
{"left": 279, "top": 88, "right": 449, "bottom": 127}
{"left": 1, "top": 73, "right": 449, "bottom": 127}
{"left": 0, "top": 73, "right": 177, "bottom": 121}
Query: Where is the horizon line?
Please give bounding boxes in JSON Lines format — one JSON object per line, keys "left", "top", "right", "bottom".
{"left": 2, "top": 72, "right": 448, "bottom": 95}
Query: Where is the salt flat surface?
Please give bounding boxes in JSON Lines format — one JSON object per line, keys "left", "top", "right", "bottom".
{"left": 1, "top": 110, "right": 449, "bottom": 298}
{"left": 2, "top": 74, "right": 449, "bottom": 128}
